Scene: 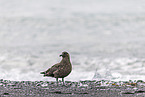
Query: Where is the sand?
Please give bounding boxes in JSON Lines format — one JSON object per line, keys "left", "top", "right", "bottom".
{"left": 0, "top": 79, "right": 145, "bottom": 97}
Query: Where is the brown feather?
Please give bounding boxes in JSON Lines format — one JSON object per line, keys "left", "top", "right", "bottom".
{"left": 40, "top": 51, "right": 72, "bottom": 79}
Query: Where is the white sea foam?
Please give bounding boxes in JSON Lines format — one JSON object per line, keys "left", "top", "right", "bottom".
{"left": 1, "top": 51, "right": 145, "bottom": 81}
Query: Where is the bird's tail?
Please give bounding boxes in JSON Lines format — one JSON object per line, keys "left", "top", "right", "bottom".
{"left": 40, "top": 72, "right": 45, "bottom": 74}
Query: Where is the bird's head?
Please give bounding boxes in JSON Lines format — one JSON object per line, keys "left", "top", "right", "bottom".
{"left": 59, "top": 51, "right": 69, "bottom": 58}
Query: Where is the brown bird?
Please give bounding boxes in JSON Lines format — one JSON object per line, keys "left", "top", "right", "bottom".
{"left": 40, "top": 51, "right": 72, "bottom": 86}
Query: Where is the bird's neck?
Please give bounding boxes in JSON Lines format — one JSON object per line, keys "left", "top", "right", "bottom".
{"left": 61, "top": 57, "right": 70, "bottom": 63}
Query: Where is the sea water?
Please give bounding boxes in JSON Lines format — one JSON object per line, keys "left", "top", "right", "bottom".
{"left": 0, "top": 0, "right": 145, "bottom": 81}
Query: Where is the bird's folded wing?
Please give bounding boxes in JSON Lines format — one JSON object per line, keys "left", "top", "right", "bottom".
{"left": 46, "top": 63, "right": 61, "bottom": 74}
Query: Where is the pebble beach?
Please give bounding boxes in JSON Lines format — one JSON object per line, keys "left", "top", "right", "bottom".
{"left": 1, "top": 79, "right": 145, "bottom": 97}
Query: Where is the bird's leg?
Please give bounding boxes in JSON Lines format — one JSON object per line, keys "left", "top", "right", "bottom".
{"left": 62, "top": 78, "right": 65, "bottom": 86}
{"left": 56, "top": 78, "right": 58, "bottom": 86}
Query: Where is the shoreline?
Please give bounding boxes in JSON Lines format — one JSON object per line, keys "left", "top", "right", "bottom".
{"left": 0, "top": 79, "right": 145, "bottom": 97}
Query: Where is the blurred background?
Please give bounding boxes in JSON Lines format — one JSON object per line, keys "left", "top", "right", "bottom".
{"left": 0, "top": 0, "right": 145, "bottom": 81}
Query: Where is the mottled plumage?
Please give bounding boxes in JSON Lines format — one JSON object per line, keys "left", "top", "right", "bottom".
{"left": 40, "top": 51, "right": 72, "bottom": 85}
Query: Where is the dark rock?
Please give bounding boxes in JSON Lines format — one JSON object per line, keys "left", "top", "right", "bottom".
{"left": 135, "top": 90, "right": 145, "bottom": 93}
{"left": 3, "top": 92, "right": 10, "bottom": 95}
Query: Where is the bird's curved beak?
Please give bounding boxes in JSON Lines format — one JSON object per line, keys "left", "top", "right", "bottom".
{"left": 59, "top": 54, "right": 63, "bottom": 57}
